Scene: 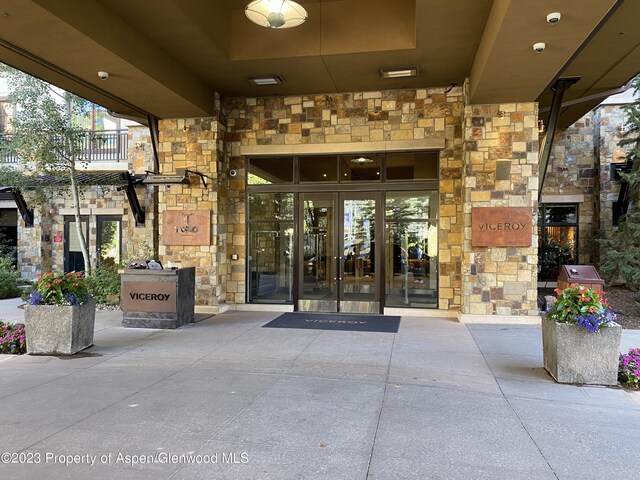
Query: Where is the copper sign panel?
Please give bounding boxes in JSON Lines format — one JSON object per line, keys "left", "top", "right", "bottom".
{"left": 472, "top": 207, "right": 532, "bottom": 247}
{"left": 122, "top": 281, "right": 177, "bottom": 313}
{"left": 163, "top": 210, "right": 211, "bottom": 245}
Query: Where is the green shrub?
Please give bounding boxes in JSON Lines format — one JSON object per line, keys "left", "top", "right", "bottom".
{"left": 86, "top": 263, "right": 121, "bottom": 305}
{"left": 0, "top": 255, "right": 21, "bottom": 299}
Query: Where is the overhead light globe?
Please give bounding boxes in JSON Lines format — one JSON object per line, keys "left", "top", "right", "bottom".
{"left": 245, "top": 0, "right": 308, "bottom": 29}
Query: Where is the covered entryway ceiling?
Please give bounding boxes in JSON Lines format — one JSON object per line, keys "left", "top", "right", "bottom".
{"left": 0, "top": 0, "right": 637, "bottom": 125}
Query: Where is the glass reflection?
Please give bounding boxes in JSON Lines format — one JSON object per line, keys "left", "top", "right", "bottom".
{"left": 248, "top": 193, "right": 294, "bottom": 220}
{"left": 301, "top": 196, "right": 335, "bottom": 303}
{"left": 385, "top": 191, "right": 438, "bottom": 220}
{"left": 248, "top": 222, "right": 294, "bottom": 303}
{"left": 248, "top": 157, "right": 294, "bottom": 184}
{"left": 342, "top": 198, "right": 376, "bottom": 296}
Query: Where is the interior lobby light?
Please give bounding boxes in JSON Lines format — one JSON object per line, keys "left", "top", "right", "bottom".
{"left": 245, "top": 0, "right": 308, "bottom": 29}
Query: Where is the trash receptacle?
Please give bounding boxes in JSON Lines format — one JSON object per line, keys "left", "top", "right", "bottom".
{"left": 557, "top": 265, "right": 604, "bottom": 292}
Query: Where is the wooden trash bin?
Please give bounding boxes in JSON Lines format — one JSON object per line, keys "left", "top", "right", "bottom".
{"left": 557, "top": 265, "right": 604, "bottom": 293}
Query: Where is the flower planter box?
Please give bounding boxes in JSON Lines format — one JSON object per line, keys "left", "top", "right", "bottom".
{"left": 24, "top": 300, "right": 96, "bottom": 355}
{"left": 542, "top": 318, "right": 621, "bottom": 385}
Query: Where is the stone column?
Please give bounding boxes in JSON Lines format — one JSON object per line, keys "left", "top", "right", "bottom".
{"left": 461, "top": 103, "right": 539, "bottom": 319}
{"left": 157, "top": 117, "right": 226, "bottom": 311}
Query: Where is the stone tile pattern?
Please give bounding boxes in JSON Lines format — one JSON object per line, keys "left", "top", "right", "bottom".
{"left": 595, "top": 105, "right": 630, "bottom": 241}
{"left": 462, "top": 103, "right": 539, "bottom": 316}
{"left": 157, "top": 118, "right": 225, "bottom": 307}
{"left": 221, "top": 88, "right": 465, "bottom": 309}
{"left": 541, "top": 105, "right": 631, "bottom": 265}
{"left": 541, "top": 113, "right": 598, "bottom": 264}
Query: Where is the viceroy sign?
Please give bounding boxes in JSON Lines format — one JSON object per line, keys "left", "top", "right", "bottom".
{"left": 472, "top": 207, "right": 532, "bottom": 247}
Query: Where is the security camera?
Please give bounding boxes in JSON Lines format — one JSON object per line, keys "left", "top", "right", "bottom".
{"left": 97, "top": 71, "right": 109, "bottom": 80}
{"left": 546, "top": 12, "right": 561, "bottom": 24}
{"left": 533, "top": 42, "right": 546, "bottom": 53}
{"left": 229, "top": 169, "right": 237, "bottom": 177}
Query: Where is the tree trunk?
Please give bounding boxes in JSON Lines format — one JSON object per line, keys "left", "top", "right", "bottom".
{"left": 69, "top": 162, "right": 92, "bottom": 275}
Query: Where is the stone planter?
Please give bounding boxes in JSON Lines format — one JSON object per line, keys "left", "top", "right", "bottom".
{"left": 24, "top": 300, "right": 96, "bottom": 355}
{"left": 542, "top": 318, "right": 621, "bottom": 385}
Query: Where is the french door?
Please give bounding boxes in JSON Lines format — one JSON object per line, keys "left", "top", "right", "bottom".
{"left": 298, "top": 192, "right": 381, "bottom": 313}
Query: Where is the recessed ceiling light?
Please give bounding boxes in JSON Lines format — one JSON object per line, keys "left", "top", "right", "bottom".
{"left": 380, "top": 67, "right": 419, "bottom": 79}
{"left": 248, "top": 75, "right": 284, "bottom": 86}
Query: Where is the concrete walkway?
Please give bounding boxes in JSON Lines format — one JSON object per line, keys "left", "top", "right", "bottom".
{"left": 0, "top": 299, "right": 639, "bottom": 479}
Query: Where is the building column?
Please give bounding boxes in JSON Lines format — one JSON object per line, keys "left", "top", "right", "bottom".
{"left": 157, "top": 117, "right": 226, "bottom": 311}
{"left": 461, "top": 103, "right": 539, "bottom": 319}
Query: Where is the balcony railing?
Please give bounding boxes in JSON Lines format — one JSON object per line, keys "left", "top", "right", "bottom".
{"left": 0, "top": 129, "right": 128, "bottom": 164}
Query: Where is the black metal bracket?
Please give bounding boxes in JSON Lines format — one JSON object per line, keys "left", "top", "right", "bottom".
{"left": 122, "top": 172, "right": 145, "bottom": 226}
{"left": 0, "top": 187, "right": 33, "bottom": 227}
{"left": 538, "top": 77, "right": 581, "bottom": 200}
{"left": 146, "top": 114, "right": 160, "bottom": 173}
{"left": 184, "top": 169, "right": 210, "bottom": 189}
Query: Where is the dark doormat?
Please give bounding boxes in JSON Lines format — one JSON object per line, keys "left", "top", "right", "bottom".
{"left": 263, "top": 312, "right": 401, "bottom": 333}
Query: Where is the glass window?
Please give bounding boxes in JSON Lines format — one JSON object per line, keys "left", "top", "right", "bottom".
{"left": 386, "top": 151, "right": 438, "bottom": 180}
{"left": 248, "top": 222, "right": 294, "bottom": 304}
{"left": 385, "top": 191, "right": 438, "bottom": 308}
{"left": 544, "top": 206, "right": 577, "bottom": 224}
{"left": 248, "top": 193, "right": 294, "bottom": 220}
{"left": 339, "top": 154, "right": 381, "bottom": 182}
{"left": 538, "top": 204, "right": 578, "bottom": 281}
{"left": 248, "top": 157, "right": 294, "bottom": 184}
{"left": 97, "top": 217, "right": 122, "bottom": 266}
{"left": 300, "top": 155, "right": 337, "bottom": 182}
{"left": 385, "top": 191, "right": 438, "bottom": 220}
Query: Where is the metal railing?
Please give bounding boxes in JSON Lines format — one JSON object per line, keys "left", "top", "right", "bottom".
{"left": 0, "top": 129, "right": 128, "bottom": 164}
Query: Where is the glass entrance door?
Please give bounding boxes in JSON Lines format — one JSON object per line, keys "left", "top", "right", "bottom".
{"left": 299, "top": 192, "right": 380, "bottom": 313}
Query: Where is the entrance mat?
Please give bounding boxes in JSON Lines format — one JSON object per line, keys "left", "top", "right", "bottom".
{"left": 263, "top": 312, "right": 401, "bottom": 333}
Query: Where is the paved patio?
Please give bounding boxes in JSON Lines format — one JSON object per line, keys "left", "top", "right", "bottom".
{"left": 1, "top": 299, "right": 639, "bottom": 479}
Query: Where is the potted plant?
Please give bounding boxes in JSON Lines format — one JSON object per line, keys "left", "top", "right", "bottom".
{"left": 24, "top": 272, "right": 95, "bottom": 355}
{"left": 542, "top": 284, "right": 621, "bottom": 385}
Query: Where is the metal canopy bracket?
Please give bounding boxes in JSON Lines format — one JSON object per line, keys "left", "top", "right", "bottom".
{"left": 538, "top": 77, "right": 581, "bottom": 199}
{"left": 8, "top": 188, "right": 34, "bottom": 227}
{"left": 123, "top": 172, "right": 146, "bottom": 226}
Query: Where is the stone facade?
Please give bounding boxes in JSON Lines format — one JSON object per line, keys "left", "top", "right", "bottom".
{"left": 462, "top": 102, "right": 540, "bottom": 316}
{"left": 221, "top": 87, "right": 466, "bottom": 310}
{"left": 17, "top": 125, "right": 156, "bottom": 279}
{"left": 540, "top": 104, "right": 631, "bottom": 267}
{"left": 156, "top": 117, "right": 226, "bottom": 308}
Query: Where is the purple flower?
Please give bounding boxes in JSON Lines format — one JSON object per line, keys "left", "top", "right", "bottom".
{"left": 27, "top": 290, "right": 44, "bottom": 306}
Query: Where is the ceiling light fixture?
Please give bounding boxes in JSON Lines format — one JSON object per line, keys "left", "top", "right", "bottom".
{"left": 245, "top": 0, "right": 308, "bottom": 29}
{"left": 248, "top": 75, "right": 284, "bottom": 86}
{"left": 380, "top": 67, "right": 419, "bottom": 79}
{"left": 350, "top": 157, "right": 374, "bottom": 165}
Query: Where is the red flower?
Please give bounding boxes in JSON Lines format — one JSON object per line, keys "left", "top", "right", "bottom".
{"left": 53, "top": 279, "right": 63, "bottom": 284}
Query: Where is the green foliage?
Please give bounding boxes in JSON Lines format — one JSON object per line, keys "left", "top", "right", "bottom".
{"left": 26, "top": 271, "right": 90, "bottom": 306}
{"left": 0, "top": 64, "right": 99, "bottom": 274}
{"left": 546, "top": 285, "right": 616, "bottom": 333}
{"left": 0, "top": 254, "right": 21, "bottom": 299}
{"left": 85, "top": 264, "right": 121, "bottom": 305}
{"left": 538, "top": 239, "right": 574, "bottom": 280}
{"left": 600, "top": 76, "right": 640, "bottom": 290}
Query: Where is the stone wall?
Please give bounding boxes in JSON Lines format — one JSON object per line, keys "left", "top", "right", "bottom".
{"left": 462, "top": 102, "right": 539, "bottom": 316}
{"left": 157, "top": 117, "right": 225, "bottom": 308}
{"left": 595, "top": 105, "right": 630, "bottom": 241}
{"left": 16, "top": 124, "right": 156, "bottom": 279}
{"left": 222, "top": 87, "right": 465, "bottom": 309}
{"left": 541, "top": 113, "right": 598, "bottom": 264}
